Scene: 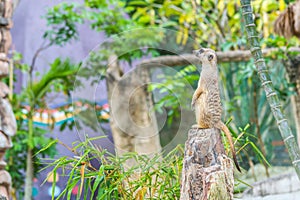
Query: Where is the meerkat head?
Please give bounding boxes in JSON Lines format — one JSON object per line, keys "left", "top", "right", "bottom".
{"left": 193, "top": 48, "right": 217, "bottom": 64}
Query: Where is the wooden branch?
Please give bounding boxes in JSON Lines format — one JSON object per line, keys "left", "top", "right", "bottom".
{"left": 138, "top": 47, "right": 300, "bottom": 68}
{"left": 180, "top": 128, "right": 234, "bottom": 200}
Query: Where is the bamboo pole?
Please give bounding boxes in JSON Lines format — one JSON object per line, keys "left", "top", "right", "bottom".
{"left": 240, "top": 0, "right": 300, "bottom": 179}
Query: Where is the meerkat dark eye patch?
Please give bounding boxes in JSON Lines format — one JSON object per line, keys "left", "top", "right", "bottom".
{"left": 208, "top": 54, "right": 214, "bottom": 61}
{"left": 199, "top": 48, "right": 205, "bottom": 54}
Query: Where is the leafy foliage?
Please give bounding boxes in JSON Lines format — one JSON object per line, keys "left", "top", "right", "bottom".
{"left": 30, "top": 58, "right": 79, "bottom": 101}
{"left": 44, "top": 2, "right": 84, "bottom": 45}
{"left": 149, "top": 65, "right": 198, "bottom": 126}
{"left": 41, "top": 137, "right": 183, "bottom": 200}
{"left": 6, "top": 126, "right": 57, "bottom": 196}
{"left": 6, "top": 54, "right": 79, "bottom": 198}
{"left": 44, "top": 0, "right": 132, "bottom": 40}
{"left": 123, "top": 0, "right": 299, "bottom": 49}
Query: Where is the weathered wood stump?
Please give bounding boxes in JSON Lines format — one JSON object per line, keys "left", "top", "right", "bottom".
{"left": 0, "top": 0, "right": 15, "bottom": 199}
{"left": 180, "top": 128, "right": 234, "bottom": 200}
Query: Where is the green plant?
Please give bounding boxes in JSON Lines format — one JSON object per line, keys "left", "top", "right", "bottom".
{"left": 41, "top": 136, "right": 183, "bottom": 200}
{"left": 219, "top": 57, "right": 295, "bottom": 176}
{"left": 41, "top": 121, "right": 266, "bottom": 199}
{"left": 148, "top": 65, "right": 198, "bottom": 126}
{"left": 6, "top": 52, "right": 79, "bottom": 199}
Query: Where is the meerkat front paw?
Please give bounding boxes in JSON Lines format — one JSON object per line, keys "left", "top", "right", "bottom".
{"left": 191, "top": 99, "right": 196, "bottom": 111}
{"left": 191, "top": 124, "right": 201, "bottom": 129}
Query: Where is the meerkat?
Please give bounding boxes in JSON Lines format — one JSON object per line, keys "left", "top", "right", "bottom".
{"left": 191, "top": 48, "right": 241, "bottom": 172}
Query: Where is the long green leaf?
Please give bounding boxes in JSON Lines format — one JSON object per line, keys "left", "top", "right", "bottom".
{"left": 31, "top": 58, "right": 78, "bottom": 99}
{"left": 34, "top": 139, "right": 58, "bottom": 156}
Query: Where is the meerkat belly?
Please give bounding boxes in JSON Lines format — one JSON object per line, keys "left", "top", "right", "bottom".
{"left": 195, "top": 91, "right": 211, "bottom": 128}
{"left": 206, "top": 89, "right": 222, "bottom": 125}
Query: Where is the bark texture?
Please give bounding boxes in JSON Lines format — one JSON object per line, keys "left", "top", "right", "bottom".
{"left": 273, "top": 0, "right": 300, "bottom": 146}
{"left": 106, "top": 55, "right": 161, "bottom": 167}
{"left": 285, "top": 56, "right": 300, "bottom": 146}
{"left": 24, "top": 148, "right": 33, "bottom": 200}
{"left": 180, "top": 128, "right": 234, "bottom": 200}
{"left": 0, "top": 0, "right": 15, "bottom": 199}
{"left": 274, "top": 0, "right": 300, "bottom": 39}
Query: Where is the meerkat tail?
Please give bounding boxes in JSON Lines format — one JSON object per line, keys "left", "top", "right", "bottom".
{"left": 217, "top": 121, "right": 241, "bottom": 172}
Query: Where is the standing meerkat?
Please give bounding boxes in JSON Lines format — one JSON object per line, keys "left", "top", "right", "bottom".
{"left": 191, "top": 48, "right": 241, "bottom": 172}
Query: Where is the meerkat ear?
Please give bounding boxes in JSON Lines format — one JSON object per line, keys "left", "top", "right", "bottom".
{"left": 208, "top": 54, "right": 214, "bottom": 61}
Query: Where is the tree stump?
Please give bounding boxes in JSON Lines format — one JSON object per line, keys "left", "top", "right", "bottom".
{"left": 180, "top": 128, "right": 234, "bottom": 200}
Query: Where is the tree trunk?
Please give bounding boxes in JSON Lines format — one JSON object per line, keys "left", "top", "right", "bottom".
{"left": 180, "top": 128, "right": 234, "bottom": 200}
{"left": 284, "top": 56, "right": 300, "bottom": 147}
{"left": 24, "top": 116, "right": 33, "bottom": 200}
{"left": 24, "top": 148, "right": 33, "bottom": 200}
{"left": 106, "top": 55, "right": 161, "bottom": 166}
{"left": 292, "top": 95, "right": 300, "bottom": 146}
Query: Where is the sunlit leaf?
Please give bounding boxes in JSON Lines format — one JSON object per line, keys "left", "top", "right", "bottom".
{"left": 227, "top": 1, "right": 235, "bottom": 17}
{"left": 279, "top": 0, "right": 286, "bottom": 11}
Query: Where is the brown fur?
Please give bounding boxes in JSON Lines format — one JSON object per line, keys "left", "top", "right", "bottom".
{"left": 192, "top": 48, "right": 241, "bottom": 172}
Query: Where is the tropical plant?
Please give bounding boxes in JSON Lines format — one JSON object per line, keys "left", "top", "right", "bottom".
{"left": 124, "top": 0, "right": 296, "bottom": 48}
{"left": 41, "top": 119, "right": 266, "bottom": 199}
{"left": 220, "top": 58, "right": 295, "bottom": 176}
{"left": 6, "top": 54, "right": 79, "bottom": 199}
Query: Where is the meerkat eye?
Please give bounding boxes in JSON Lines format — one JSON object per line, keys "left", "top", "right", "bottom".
{"left": 208, "top": 54, "right": 214, "bottom": 61}
{"left": 199, "top": 48, "right": 205, "bottom": 54}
